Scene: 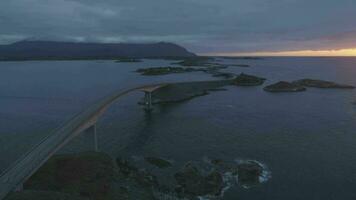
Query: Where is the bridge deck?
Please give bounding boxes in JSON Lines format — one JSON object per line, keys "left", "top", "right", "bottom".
{"left": 139, "top": 84, "right": 167, "bottom": 93}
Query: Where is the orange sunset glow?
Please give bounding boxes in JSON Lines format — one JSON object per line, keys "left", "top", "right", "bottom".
{"left": 210, "top": 48, "right": 356, "bottom": 57}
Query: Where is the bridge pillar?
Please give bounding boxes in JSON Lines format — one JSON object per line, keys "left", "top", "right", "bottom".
{"left": 144, "top": 91, "right": 153, "bottom": 111}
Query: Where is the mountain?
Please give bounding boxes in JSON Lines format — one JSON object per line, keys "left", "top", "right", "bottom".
{"left": 0, "top": 41, "right": 196, "bottom": 60}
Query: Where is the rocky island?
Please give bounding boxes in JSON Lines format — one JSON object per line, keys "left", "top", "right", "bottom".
{"left": 293, "top": 79, "right": 355, "bottom": 89}
{"left": 115, "top": 58, "right": 142, "bottom": 63}
{"left": 264, "top": 79, "right": 355, "bottom": 93}
{"left": 232, "top": 73, "right": 266, "bottom": 86}
{"left": 264, "top": 81, "right": 307, "bottom": 92}
{"left": 173, "top": 57, "right": 214, "bottom": 67}
{"left": 6, "top": 150, "right": 270, "bottom": 200}
{"left": 136, "top": 66, "right": 200, "bottom": 75}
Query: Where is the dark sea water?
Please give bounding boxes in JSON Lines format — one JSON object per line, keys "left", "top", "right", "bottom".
{"left": 0, "top": 57, "right": 356, "bottom": 199}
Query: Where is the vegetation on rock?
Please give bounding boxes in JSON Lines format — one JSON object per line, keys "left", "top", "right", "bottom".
{"left": 264, "top": 81, "right": 306, "bottom": 92}
{"left": 233, "top": 73, "right": 266, "bottom": 86}
{"left": 115, "top": 58, "right": 142, "bottom": 63}
{"left": 144, "top": 157, "right": 172, "bottom": 169}
{"left": 23, "top": 152, "right": 115, "bottom": 200}
{"left": 5, "top": 191, "right": 88, "bottom": 200}
{"left": 174, "top": 163, "right": 224, "bottom": 198}
{"left": 136, "top": 66, "right": 198, "bottom": 75}
{"left": 293, "top": 79, "right": 355, "bottom": 89}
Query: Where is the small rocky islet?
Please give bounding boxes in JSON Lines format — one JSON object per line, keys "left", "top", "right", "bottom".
{"left": 136, "top": 66, "right": 200, "bottom": 76}
{"left": 138, "top": 73, "right": 266, "bottom": 105}
{"left": 144, "top": 157, "right": 173, "bottom": 169}
{"left": 264, "top": 79, "right": 354, "bottom": 93}
{"left": 232, "top": 73, "right": 266, "bottom": 86}
{"left": 115, "top": 58, "right": 142, "bottom": 63}
{"left": 172, "top": 57, "right": 250, "bottom": 68}
{"left": 8, "top": 152, "right": 270, "bottom": 200}
{"left": 293, "top": 79, "right": 355, "bottom": 89}
{"left": 264, "top": 81, "right": 306, "bottom": 92}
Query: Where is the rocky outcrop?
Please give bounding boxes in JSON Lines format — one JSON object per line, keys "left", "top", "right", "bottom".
{"left": 144, "top": 157, "right": 172, "bottom": 169}
{"left": 174, "top": 163, "right": 224, "bottom": 198}
{"left": 116, "top": 157, "right": 159, "bottom": 188}
{"left": 5, "top": 191, "right": 88, "bottom": 200}
{"left": 115, "top": 58, "right": 142, "bottom": 63}
{"left": 210, "top": 159, "right": 270, "bottom": 189}
{"left": 136, "top": 66, "right": 199, "bottom": 75}
{"left": 23, "top": 152, "right": 115, "bottom": 200}
{"left": 293, "top": 79, "right": 355, "bottom": 89}
{"left": 233, "top": 73, "right": 266, "bottom": 86}
{"left": 264, "top": 81, "right": 306, "bottom": 92}
{"left": 237, "top": 161, "right": 264, "bottom": 187}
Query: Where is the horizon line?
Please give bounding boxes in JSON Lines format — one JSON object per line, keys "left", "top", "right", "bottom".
{"left": 200, "top": 48, "right": 356, "bottom": 57}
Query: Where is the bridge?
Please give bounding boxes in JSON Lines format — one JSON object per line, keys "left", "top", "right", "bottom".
{"left": 0, "top": 83, "right": 167, "bottom": 199}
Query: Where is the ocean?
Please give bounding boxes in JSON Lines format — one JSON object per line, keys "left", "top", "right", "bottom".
{"left": 0, "top": 57, "right": 356, "bottom": 199}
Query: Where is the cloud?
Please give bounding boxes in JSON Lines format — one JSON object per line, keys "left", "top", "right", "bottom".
{"left": 0, "top": 0, "right": 355, "bottom": 54}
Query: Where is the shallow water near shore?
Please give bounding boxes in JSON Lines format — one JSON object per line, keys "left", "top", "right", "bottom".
{"left": 1, "top": 57, "right": 356, "bottom": 199}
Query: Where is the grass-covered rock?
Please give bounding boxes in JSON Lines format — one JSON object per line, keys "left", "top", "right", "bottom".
{"left": 116, "top": 58, "right": 142, "bottom": 63}
{"left": 293, "top": 79, "right": 355, "bottom": 89}
{"left": 264, "top": 81, "right": 306, "bottom": 92}
{"left": 144, "top": 157, "right": 172, "bottom": 169}
{"left": 237, "top": 161, "right": 264, "bottom": 187}
{"left": 5, "top": 190, "right": 88, "bottom": 200}
{"left": 233, "top": 73, "right": 266, "bottom": 86}
{"left": 24, "top": 152, "right": 115, "bottom": 200}
{"left": 136, "top": 66, "right": 198, "bottom": 75}
{"left": 144, "top": 80, "right": 232, "bottom": 104}
{"left": 174, "top": 163, "right": 224, "bottom": 198}
{"left": 173, "top": 57, "right": 214, "bottom": 66}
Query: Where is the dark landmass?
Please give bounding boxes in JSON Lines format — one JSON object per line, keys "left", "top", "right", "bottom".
{"left": 237, "top": 161, "right": 264, "bottom": 187}
{"left": 220, "top": 56, "right": 263, "bottom": 60}
{"left": 210, "top": 159, "right": 267, "bottom": 189}
{"left": 264, "top": 81, "right": 306, "bottom": 92}
{"left": 227, "top": 64, "right": 250, "bottom": 67}
{"left": 9, "top": 151, "right": 269, "bottom": 200}
{"left": 139, "top": 73, "right": 266, "bottom": 106}
{"left": 293, "top": 79, "right": 355, "bottom": 89}
{"left": 136, "top": 66, "right": 235, "bottom": 79}
{"left": 173, "top": 57, "right": 215, "bottom": 66}
{"left": 211, "top": 72, "right": 236, "bottom": 79}
{"left": 115, "top": 58, "right": 142, "bottom": 63}
{"left": 146, "top": 80, "right": 233, "bottom": 104}
{"left": 23, "top": 152, "right": 116, "bottom": 200}
{"left": 0, "top": 41, "right": 196, "bottom": 61}
{"left": 174, "top": 163, "right": 224, "bottom": 198}
{"left": 173, "top": 57, "right": 250, "bottom": 68}
{"left": 5, "top": 190, "right": 88, "bottom": 200}
{"left": 136, "top": 66, "right": 200, "bottom": 75}
{"left": 144, "top": 157, "right": 172, "bottom": 169}
{"left": 264, "top": 79, "right": 354, "bottom": 93}
{"left": 232, "top": 73, "right": 266, "bottom": 86}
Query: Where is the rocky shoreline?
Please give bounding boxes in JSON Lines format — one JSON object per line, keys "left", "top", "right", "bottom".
{"left": 7, "top": 152, "right": 270, "bottom": 200}
{"left": 264, "top": 81, "right": 306, "bottom": 92}
{"left": 264, "top": 79, "right": 354, "bottom": 93}
{"left": 138, "top": 73, "right": 266, "bottom": 106}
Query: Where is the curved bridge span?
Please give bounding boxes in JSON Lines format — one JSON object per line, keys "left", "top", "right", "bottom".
{"left": 0, "top": 83, "right": 168, "bottom": 199}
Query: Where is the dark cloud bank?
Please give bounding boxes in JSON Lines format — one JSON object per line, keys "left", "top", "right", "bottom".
{"left": 1, "top": 0, "right": 355, "bottom": 54}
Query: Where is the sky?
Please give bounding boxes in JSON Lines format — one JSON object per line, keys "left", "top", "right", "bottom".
{"left": 0, "top": 0, "right": 356, "bottom": 56}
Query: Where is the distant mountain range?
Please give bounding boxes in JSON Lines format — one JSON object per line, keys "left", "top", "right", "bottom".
{"left": 0, "top": 41, "right": 196, "bottom": 60}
